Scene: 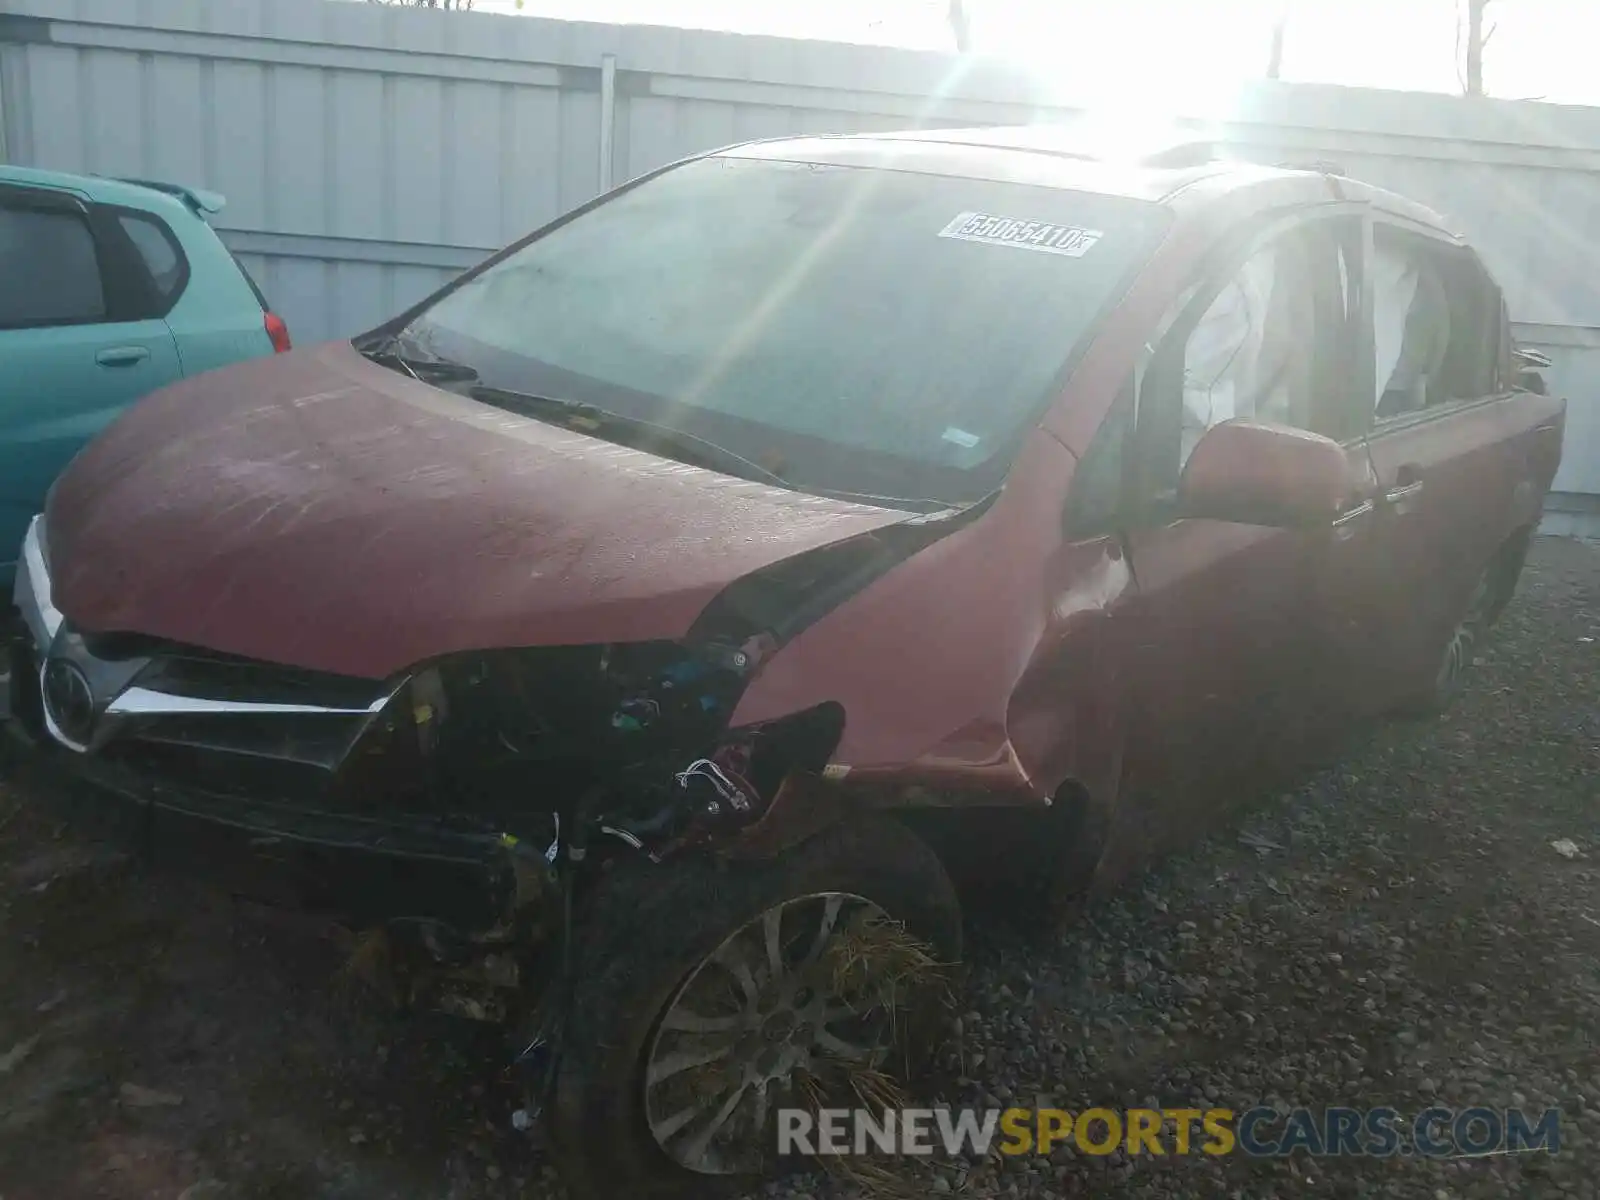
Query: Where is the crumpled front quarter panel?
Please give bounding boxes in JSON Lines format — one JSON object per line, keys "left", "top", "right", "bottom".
{"left": 730, "top": 434, "right": 1100, "bottom": 801}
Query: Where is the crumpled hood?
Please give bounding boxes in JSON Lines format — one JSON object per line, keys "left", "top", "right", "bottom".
{"left": 46, "top": 342, "right": 905, "bottom": 679}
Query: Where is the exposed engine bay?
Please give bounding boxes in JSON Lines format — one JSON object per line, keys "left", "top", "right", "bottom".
{"left": 341, "top": 517, "right": 965, "bottom": 884}
{"left": 365, "top": 638, "right": 844, "bottom": 865}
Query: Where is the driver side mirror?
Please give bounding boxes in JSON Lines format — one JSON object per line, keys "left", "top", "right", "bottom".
{"left": 1178, "top": 420, "right": 1355, "bottom": 528}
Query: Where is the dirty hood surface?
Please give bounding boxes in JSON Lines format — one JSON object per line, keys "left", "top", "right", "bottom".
{"left": 47, "top": 342, "right": 906, "bottom": 679}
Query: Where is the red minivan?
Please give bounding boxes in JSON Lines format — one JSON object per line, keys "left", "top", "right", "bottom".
{"left": 5, "top": 129, "right": 1565, "bottom": 1196}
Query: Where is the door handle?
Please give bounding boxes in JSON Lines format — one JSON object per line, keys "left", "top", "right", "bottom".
{"left": 1331, "top": 499, "right": 1374, "bottom": 540}
{"left": 1333, "top": 500, "right": 1375, "bottom": 526}
{"left": 1384, "top": 463, "right": 1425, "bottom": 507}
{"left": 1388, "top": 476, "right": 1427, "bottom": 518}
{"left": 95, "top": 346, "right": 150, "bottom": 368}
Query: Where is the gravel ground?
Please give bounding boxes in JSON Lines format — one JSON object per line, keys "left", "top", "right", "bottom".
{"left": 1, "top": 535, "right": 1597, "bottom": 1200}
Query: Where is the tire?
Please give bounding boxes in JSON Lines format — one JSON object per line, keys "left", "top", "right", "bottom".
{"left": 548, "top": 815, "right": 962, "bottom": 1200}
{"left": 1406, "top": 529, "right": 1529, "bottom": 716}
{"left": 1481, "top": 526, "right": 1532, "bottom": 628}
{"left": 1404, "top": 569, "right": 1492, "bottom": 716}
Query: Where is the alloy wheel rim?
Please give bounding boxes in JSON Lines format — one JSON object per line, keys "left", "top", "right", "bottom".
{"left": 642, "top": 892, "right": 906, "bottom": 1176}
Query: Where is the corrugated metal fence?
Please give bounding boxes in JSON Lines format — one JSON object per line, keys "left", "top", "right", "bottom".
{"left": 3, "top": 0, "right": 1600, "bottom": 503}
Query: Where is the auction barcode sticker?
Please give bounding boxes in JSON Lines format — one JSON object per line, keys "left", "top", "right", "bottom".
{"left": 937, "top": 212, "right": 1104, "bottom": 258}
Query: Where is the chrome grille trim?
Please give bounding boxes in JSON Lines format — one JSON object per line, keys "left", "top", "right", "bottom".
{"left": 105, "top": 683, "right": 398, "bottom": 717}
{"left": 15, "top": 515, "right": 62, "bottom": 649}
{"left": 14, "top": 516, "right": 403, "bottom": 752}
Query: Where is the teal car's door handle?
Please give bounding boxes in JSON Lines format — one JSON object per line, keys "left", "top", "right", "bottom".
{"left": 95, "top": 346, "right": 151, "bottom": 368}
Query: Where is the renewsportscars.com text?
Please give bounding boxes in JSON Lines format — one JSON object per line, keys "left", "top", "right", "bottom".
{"left": 778, "top": 1105, "right": 1562, "bottom": 1159}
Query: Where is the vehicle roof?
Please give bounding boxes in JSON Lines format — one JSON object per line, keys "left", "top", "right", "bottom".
{"left": 0, "top": 163, "right": 208, "bottom": 222}
{"left": 722, "top": 127, "right": 1460, "bottom": 235}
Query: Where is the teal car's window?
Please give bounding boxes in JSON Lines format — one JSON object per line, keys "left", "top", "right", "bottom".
{"left": 117, "top": 212, "right": 186, "bottom": 307}
{"left": 227, "top": 250, "right": 271, "bottom": 312}
{"left": 0, "top": 204, "right": 105, "bottom": 327}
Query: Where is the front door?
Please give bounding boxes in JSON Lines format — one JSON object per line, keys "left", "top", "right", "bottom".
{"left": 1080, "top": 205, "right": 1367, "bottom": 880}
{"left": 0, "top": 184, "right": 182, "bottom": 583}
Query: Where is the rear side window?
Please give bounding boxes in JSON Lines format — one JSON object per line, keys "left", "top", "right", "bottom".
{"left": 228, "top": 250, "right": 270, "bottom": 311}
{"left": 0, "top": 203, "right": 106, "bottom": 327}
{"left": 116, "top": 212, "right": 187, "bottom": 309}
{"left": 1371, "top": 227, "right": 1500, "bottom": 419}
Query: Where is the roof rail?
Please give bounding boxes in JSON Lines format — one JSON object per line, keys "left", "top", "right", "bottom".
{"left": 114, "top": 177, "right": 227, "bottom": 216}
{"left": 1138, "top": 140, "right": 1219, "bottom": 169}
{"left": 1275, "top": 158, "right": 1347, "bottom": 176}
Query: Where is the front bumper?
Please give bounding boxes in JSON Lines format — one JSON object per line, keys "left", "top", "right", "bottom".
{"left": 4, "top": 731, "right": 516, "bottom": 928}
{"left": 7, "top": 516, "right": 518, "bottom": 930}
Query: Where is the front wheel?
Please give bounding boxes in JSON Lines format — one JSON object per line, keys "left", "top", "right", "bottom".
{"left": 549, "top": 815, "right": 962, "bottom": 1199}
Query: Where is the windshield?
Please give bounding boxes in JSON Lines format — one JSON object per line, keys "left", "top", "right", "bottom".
{"left": 401, "top": 156, "right": 1167, "bottom": 506}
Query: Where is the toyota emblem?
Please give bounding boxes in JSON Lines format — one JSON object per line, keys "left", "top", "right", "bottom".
{"left": 41, "top": 658, "right": 95, "bottom": 748}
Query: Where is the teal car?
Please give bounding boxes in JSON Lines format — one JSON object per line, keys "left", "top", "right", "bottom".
{"left": 0, "top": 166, "right": 291, "bottom": 587}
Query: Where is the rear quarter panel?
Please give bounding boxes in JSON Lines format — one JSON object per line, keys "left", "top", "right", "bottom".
{"left": 161, "top": 213, "right": 275, "bottom": 375}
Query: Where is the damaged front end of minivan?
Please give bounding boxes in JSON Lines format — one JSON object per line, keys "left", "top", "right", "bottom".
{"left": 6, "top": 504, "right": 971, "bottom": 1133}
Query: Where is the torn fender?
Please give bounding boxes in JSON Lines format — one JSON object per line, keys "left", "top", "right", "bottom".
{"left": 730, "top": 435, "right": 1132, "bottom": 823}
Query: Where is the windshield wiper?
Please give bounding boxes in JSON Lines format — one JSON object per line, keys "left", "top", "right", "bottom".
{"left": 469, "top": 385, "right": 962, "bottom": 513}
{"left": 468, "top": 385, "right": 793, "bottom": 490}
{"left": 356, "top": 333, "right": 480, "bottom": 383}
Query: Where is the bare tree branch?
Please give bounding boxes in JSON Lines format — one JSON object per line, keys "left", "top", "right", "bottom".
{"left": 1266, "top": 15, "right": 1287, "bottom": 79}
{"left": 947, "top": 0, "right": 972, "bottom": 53}
{"left": 1462, "top": 0, "right": 1495, "bottom": 95}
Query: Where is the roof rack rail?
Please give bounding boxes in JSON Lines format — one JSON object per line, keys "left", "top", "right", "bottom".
{"left": 1139, "top": 140, "right": 1219, "bottom": 169}
{"left": 1275, "top": 158, "right": 1347, "bottom": 176}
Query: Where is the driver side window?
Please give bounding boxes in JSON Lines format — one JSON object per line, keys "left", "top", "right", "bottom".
{"left": 1179, "top": 233, "right": 1319, "bottom": 467}
{"left": 1130, "top": 216, "right": 1352, "bottom": 509}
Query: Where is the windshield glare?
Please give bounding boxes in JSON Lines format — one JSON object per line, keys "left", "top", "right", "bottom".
{"left": 405, "top": 156, "right": 1166, "bottom": 506}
